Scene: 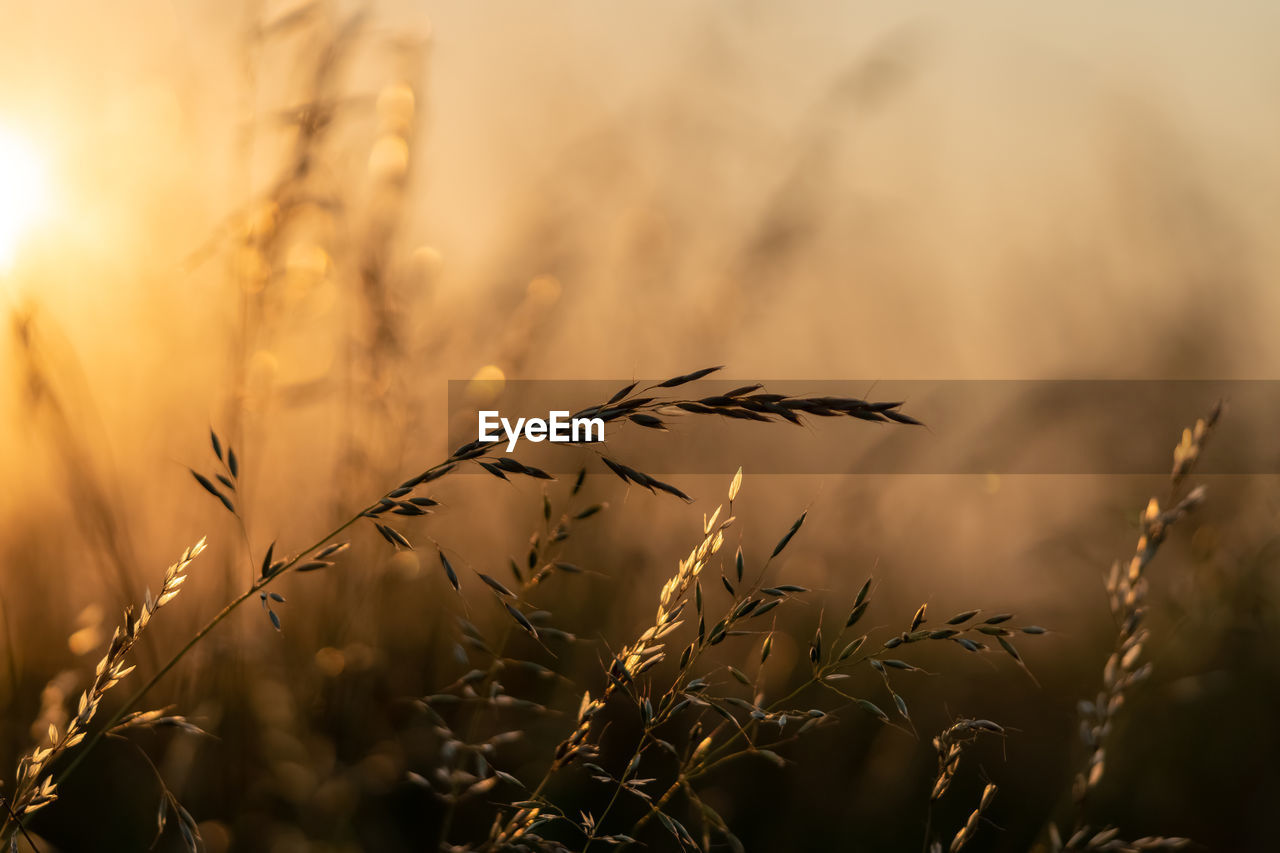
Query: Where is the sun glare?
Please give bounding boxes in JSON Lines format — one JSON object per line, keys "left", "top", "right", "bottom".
{"left": 0, "top": 124, "right": 53, "bottom": 270}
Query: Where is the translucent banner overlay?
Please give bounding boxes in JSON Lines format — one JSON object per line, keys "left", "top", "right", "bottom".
{"left": 446, "top": 380, "right": 1275, "bottom": 475}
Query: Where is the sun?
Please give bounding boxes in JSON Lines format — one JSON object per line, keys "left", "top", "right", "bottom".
{"left": 0, "top": 125, "right": 53, "bottom": 270}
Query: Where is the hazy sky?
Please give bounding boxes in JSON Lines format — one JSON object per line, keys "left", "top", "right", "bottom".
{"left": 2, "top": 0, "right": 1278, "bottom": 384}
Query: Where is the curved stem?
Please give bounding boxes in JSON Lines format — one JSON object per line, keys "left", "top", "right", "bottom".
{"left": 56, "top": 504, "right": 374, "bottom": 786}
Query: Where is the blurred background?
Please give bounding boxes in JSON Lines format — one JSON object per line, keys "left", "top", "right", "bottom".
{"left": 2, "top": 1, "right": 1279, "bottom": 850}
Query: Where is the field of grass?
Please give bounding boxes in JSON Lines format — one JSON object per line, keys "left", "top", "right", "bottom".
{"left": 2, "top": 3, "right": 1280, "bottom": 852}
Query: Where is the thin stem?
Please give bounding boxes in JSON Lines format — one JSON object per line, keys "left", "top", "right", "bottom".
{"left": 56, "top": 503, "right": 375, "bottom": 787}
{"left": 626, "top": 778, "right": 682, "bottom": 841}
{"left": 2, "top": 796, "right": 43, "bottom": 853}
{"left": 582, "top": 752, "right": 640, "bottom": 853}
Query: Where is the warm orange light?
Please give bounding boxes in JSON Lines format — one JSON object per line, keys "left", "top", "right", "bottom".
{"left": 0, "top": 124, "right": 53, "bottom": 270}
